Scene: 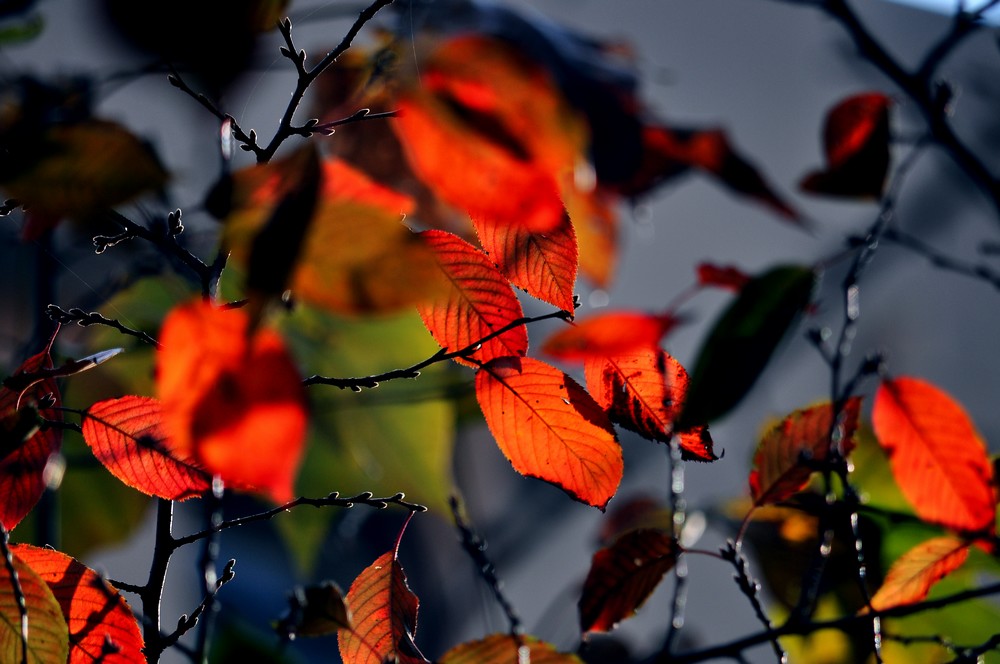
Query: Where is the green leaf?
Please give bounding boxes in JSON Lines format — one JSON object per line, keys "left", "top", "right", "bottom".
{"left": 0, "top": 13, "right": 43, "bottom": 46}
{"left": 678, "top": 265, "right": 815, "bottom": 428}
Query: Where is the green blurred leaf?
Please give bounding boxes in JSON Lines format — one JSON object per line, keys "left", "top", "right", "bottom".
{"left": 679, "top": 265, "right": 815, "bottom": 428}
{"left": 0, "top": 13, "right": 42, "bottom": 45}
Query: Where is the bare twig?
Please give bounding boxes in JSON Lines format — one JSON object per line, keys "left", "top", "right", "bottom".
{"left": 45, "top": 304, "right": 161, "bottom": 348}
{"left": 1, "top": 523, "right": 28, "bottom": 664}
{"left": 720, "top": 541, "right": 786, "bottom": 663}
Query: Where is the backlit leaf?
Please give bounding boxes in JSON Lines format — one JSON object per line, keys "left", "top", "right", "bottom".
{"left": 749, "top": 398, "right": 862, "bottom": 506}
{"left": 157, "top": 299, "right": 307, "bottom": 503}
{"left": 0, "top": 548, "right": 68, "bottom": 664}
{"left": 799, "top": 92, "right": 892, "bottom": 199}
{"left": 679, "top": 265, "right": 815, "bottom": 429}
{"left": 565, "top": 187, "right": 618, "bottom": 288}
{"left": 475, "top": 357, "right": 621, "bottom": 509}
{"left": 584, "top": 348, "right": 715, "bottom": 461}
{"left": 872, "top": 377, "right": 994, "bottom": 533}
{"left": 416, "top": 230, "right": 526, "bottom": 368}
{"left": 394, "top": 35, "right": 586, "bottom": 233}
{"left": 543, "top": 312, "right": 680, "bottom": 361}
{"left": 12, "top": 544, "right": 143, "bottom": 663}
{"left": 579, "top": 528, "right": 677, "bottom": 633}
{"left": 440, "top": 634, "right": 583, "bottom": 664}
{"left": 472, "top": 210, "right": 578, "bottom": 312}
{"left": 338, "top": 551, "right": 426, "bottom": 664}
{"left": 868, "top": 537, "right": 970, "bottom": 612}
{"left": 81, "top": 395, "right": 211, "bottom": 500}
{"left": 0, "top": 345, "right": 62, "bottom": 530}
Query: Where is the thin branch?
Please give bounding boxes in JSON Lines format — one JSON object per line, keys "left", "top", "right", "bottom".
{"left": 661, "top": 441, "right": 689, "bottom": 653}
{"left": 45, "top": 304, "right": 161, "bottom": 348}
{"left": 159, "top": 559, "right": 236, "bottom": 653}
{"left": 172, "top": 491, "right": 425, "bottom": 548}
{"left": 303, "top": 308, "right": 575, "bottom": 389}
{"left": 882, "top": 227, "right": 1000, "bottom": 290}
{"left": 720, "top": 541, "right": 786, "bottom": 663}
{"left": 312, "top": 108, "right": 400, "bottom": 135}
{"left": 1, "top": 522, "right": 29, "bottom": 664}
{"left": 139, "top": 499, "right": 175, "bottom": 664}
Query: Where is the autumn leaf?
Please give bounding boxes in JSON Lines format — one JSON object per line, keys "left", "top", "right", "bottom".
{"left": 872, "top": 377, "right": 995, "bottom": 533}
{"left": 799, "top": 92, "right": 892, "bottom": 199}
{"left": 696, "top": 262, "right": 750, "bottom": 292}
{"left": 81, "top": 395, "right": 212, "bottom": 501}
{"left": 868, "top": 537, "right": 970, "bottom": 612}
{"left": 475, "top": 357, "right": 622, "bottom": 509}
{"left": 679, "top": 265, "right": 815, "bottom": 429}
{"left": 12, "top": 544, "right": 143, "bottom": 663}
{"left": 748, "top": 398, "right": 862, "bottom": 507}
{"left": 0, "top": 344, "right": 62, "bottom": 530}
{"left": 338, "top": 551, "right": 426, "bottom": 664}
{"left": 599, "top": 496, "right": 674, "bottom": 544}
{"left": 584, "top": 348, "right": 715, "bottom": 461}
{"left": 440, "top": 634, "right": 583, "bottom": 664}
{"left": 275, "top": 581, "right": 352, "bottom": 639}
{"left": 472, "top": 210, "right": 578, "bottom": 312}
{"left": 416, "top": 230, "right": 527, "bottom": 367}
{"left": 564, "top": 187, "right": 618, "bottom": 288}
{"left": 394, "top": 35, "right": 587, "bottom": 234}
{"left": 579, "top": 528, "right": 677, "bottom": 633}
{"left": 543, "top": 311, "right": 681, "bottom": 361}
{"left": 156, "top": 299, "right": 307, "bottom": 503}
{"left": 0, "top": 547, "right": 68, "bottom": 664}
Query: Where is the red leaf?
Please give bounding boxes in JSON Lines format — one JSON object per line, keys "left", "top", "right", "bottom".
{"left": 416, "top": 230, "right": 527, "bottom": 367}
{"left": 579, "top": 528, "right": 677, "bottom": 632}
{"left": 1, "top": 548, "right": 68, "bottom": 663}
{"left": 868, "top": 537, "right": 970, "bottom": 612}
{"left": 475, "top": 357, "right": 622, "bottom": 509}
{"left": 748, "top": 398, "right": 862, "bottom": 506}
{"left": 799, "top": 92, "right": 892, "bottom": 198}
{"left": 0, "top": 345, "right": 62, "bottom": 530}
{"left": 440, "top": 634, "right": 582, "bottom": 664}
{"left": 12, "top": 544, "right": 143, "bottom": 663}
{"left": 543, "top": 312, "right": 680, "bottom": 361}
{"left": 696, "top": 262, "right": 750, "bottom": 292}
{"left": 872, "top": 377, "right": 995, "bottom": 533}
{"left": 338, "top": 551, "right": 426, "bottom": 664}
{"left": 584, "top": 348, "right": 715, "bottom": 461}
{"left": 472, "top": 211, "right": 578, "bottom": 312}
{"left": 82, "top": 396, "right": 212, "bottom": 500}
{"left": 157, "top": 300, "right": 308, "bottom": 503}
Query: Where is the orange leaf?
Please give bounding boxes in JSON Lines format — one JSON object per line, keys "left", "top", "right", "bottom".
{"left": 565, "top": 187, "right": 618, "bottom": 289}
{"left": 440, "top": 634, "right": 582, "bottom": 664}
{"left": 748, "top": 398, "right": 862, "bottom": 506}
{"left": 872, "top": 377, "right": 995, "bottom": 533}
{"left": 82, "top": 396, "right": 212, "bottom": 500}
{"left": 0, "top": 345, "right": 62, "bottom": 530}
{"left": 475, "top": 357, "right": 622, "bottom": 509}
{"left": 584, "top": 348, "right": 715, "bottom": 461}
{"left": 156, "top": 300, "right": 307, "bottom": 503}
{"left": 13, "top": 544, "right": 143, "bottom": 663}
{"left": 579, "top": 528, "right": 677, "bottom": 632}
{"left": 338, "top": 551, "right": 426, "bottom": 664}
{"left": 868, "top": 536, "right": 970, "bottom": 612}
{"left": 473, "top": 210, "right": 578, "bottom": 312}
{"left": 416, "top": 230, "right": 526, "bottom": 367}
{"left": 543, "top": 312, "right": 679, "bottom": 361}
{"left": 1, "top": 548, "right": 68, "bottom": 663}
{"left": 799, "top": 92, "right": 892, "bottom": 199}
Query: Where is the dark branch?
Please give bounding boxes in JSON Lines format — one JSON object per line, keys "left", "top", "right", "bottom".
{"left": 1, "top": 523, "right": 28, "bottom": 664}
{"left": 46, "top": 304, "right": 162, "bottom": 348}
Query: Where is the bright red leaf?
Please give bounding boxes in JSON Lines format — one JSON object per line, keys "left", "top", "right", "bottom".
{"left": 696, "top": 262, "right": 750, "bottom": 292}
{"left": 868, "top": 536, "right": 970, "bottom": 612}
{"left": 12, "top": 544, "right": 143, "bottom": 663}
{"left": 0, "top": 547, "right": 68, "bottom": 663}
{"left": 440, "top": 634, "right": 582, "bottom": 664}
{"left": 475, "top": 357, "right": 622, "bottom": 509}
{"left": 416, "top": 230, "right": 527, "bottom": 367}
{"left": 872, "top": 377, "right": 995, "bottom": 533}
{"left": 748, "top": 398, "right": 862, "bottom": 506}
{"left": 579, "top": 528, "right": 677, "bottom": 633}
{"left": 543, "top": 312, "right": 680, "bottom": 361}
{"left": 584, "top": 348, "right": 715, "bottom": 461}
{"left": 799, "top": 92, "right": 892, "bottom": 198}
{"left": 82, "top": 395, "right": 212, "bottom": 501}
{"left": 338, "top": 551, "right": 426, "bottom": 664}
{"left": 0, "top": 344, "right": 62, "bottom": 530}
{"left": 472, "top": 210, "right": 578, "bottom": 312}
{"left": 156, "top": 299, "right": 308, "bottom": 503}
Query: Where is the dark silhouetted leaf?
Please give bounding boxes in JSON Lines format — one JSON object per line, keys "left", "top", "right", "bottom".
{"left": 872, "top": 377, "right": 995, "bottom": 533}
{"left": 868, "top": 537, "right": 970, "bottom": 612}
{"left": 276, "top": 581, "right": 352, "bottom": 639}
{"left": 678, "top": 265, "right": 815, "bottom": 429}
{"left": 476, "top": 357, "right": 622, "bottom": 509}
{"left": 579, "top": 528, "right": 676, "bottom": 633}
{"left": 696, "top": 262, "right": 750, "bottom": 292}
{"left": 13, "top": 544, "right": 143, "bottom": 662}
